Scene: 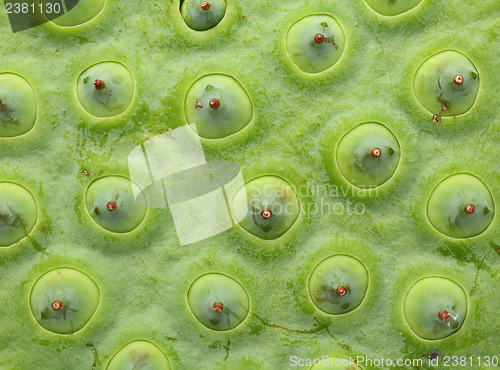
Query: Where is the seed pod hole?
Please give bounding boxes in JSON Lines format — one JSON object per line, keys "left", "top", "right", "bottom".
{"left": 50, "top": 0, "right": 105, "bottom": 27}
{"left": 180, "top": 0, "right": 226, "bottom": 31}
{"left": 336, "top": 122, "right": 401, "bottom": 188}
{"left": 427, "top": 173, "right": 494, "bottom": 238}
{"left": 414, "top": 51, "right": 479, "bottom": 117}
{"left": 85, "top": 176, "right": 147, "bottom": 233}
{"left": 187, "top": 273, "right": 249, "bottom": 331}
{"left": 30, "top": 268, "right": 100, "bottom": 335}
{"left": 107, "top": 341, "right": 171, "bottom": 370}
{"left": 231, "top": 175, "right": 300, "bottom": 240}
{"left": 404, "top": 277, "right": 467, "bottom": 340}
{"left": 286, "top": 14, "right": 346, "bottom": 74}
{"left": 76, "top": 62, "right": 134, "bottom": 118}
{"left": 0, "top": 181, "right": 38, "bottom": 247}
{"left": 185, "top": 74, "right": 253, "bottom": 139}
{"left": 364, "top": 0, "right": 423, "bottom": 16}
{"left": 0, "top": 73, "right": 37, "bottom": 138}
{"left": 309, "top": 255, "right": 369, "bottom": 315}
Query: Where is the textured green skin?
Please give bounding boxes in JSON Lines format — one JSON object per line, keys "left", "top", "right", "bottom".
{"left": 0, "top": 0, "right": 498, "bottom": 369}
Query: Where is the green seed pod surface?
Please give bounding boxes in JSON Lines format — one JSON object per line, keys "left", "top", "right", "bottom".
{"left": 0, "top": 73, "right": 36, "bottom": 138}
{"left": 427, "top": 173, "right": 494, "bottom": 238}
{"left": 413, "top": 50, "right": 479, "bottom": 117}
{"left": 85, "top": 175, "right": 147, "bottom": 233}
{"left": 310, "top": 356, "right": 362, "bottom": 369}
{"left": 231, "top": 175, "right": 300, "bottom": 240}
{"left": 181, "top": 0, "right": 227, "bottom": 31}
{"left": 336, "top": 122, "right": 401, "bottom": 188}
{"left": 107, "top": 340, "right": 171, "bottom": 370}
{"left": 0, "top": 181, "right": 37, "bottom": 247}
{"left": 309, "top": 255, "right": 369, "bottom": 315}
{"left": 404, "top": 276, "right": 468, "bottom": 340}
{"left": 286, "top": 14, "right": 345, "bottom": 74}
{"left": 187, "top": 273, "right": 249, "bottom": 331}
{"left": 76, "top": 61, "right": 134, "bottom": 118}
{"left": 51, "top": 0, "right": 106, "bottom": 27}
{"left": 30, "top": 267, "right": 100, "bottom": 335}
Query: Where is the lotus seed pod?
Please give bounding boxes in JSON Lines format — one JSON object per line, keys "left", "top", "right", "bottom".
{"left": 336, "top": 123, "right": 400, "bottom": 188}
{"left": 309, "top": 255, "right": 369, "bottom": 315}
{"left": 0, "top": 182, "right": 37, "bottom": 247}
{"left": 187, "top": 273, "right": 249, "bottom": 331}
{"left": 231, "top": 175, "right": 300, "bottom": 240}
{"left": 76, "top": 62, "right": 134, "bottom": 118}
{"left": 85, "top": 176, "right": 147, "bottom": 233}
{"left": 181, "top": 0, "right": 226, "bottom": 31}
{"left": 311, "top": 356, "right": 362, "bottom": 369}
{"left": 404, "top": 277, "right": 467, "bottom": 340}
{"left": 364, "top": 0, "right": 423, "bottom": 16}
{"left": 413, "top": 51, "right": 479, "bottom": 117}
{"left": 107, "top": 341, "right": 171, "bottom": 370}
{"left": 184, "top": 74, "right": 253, "bottom": 139}
{"left": 51, "top": 0, "right": 105, "bottom": 27}
{"left": 0, "top": 73, "right": 36, "bottom": 137}
{"left": 427, "top": 173, "right": 494, "bottom": 238}
{"left": 286, "top": 15, "right": 345, "bottom": 74}
{"left": 30, "top": 268, "right": 100, "bottom": 334}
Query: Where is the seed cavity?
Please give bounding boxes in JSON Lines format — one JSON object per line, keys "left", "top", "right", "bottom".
{"left": 93, "top": 79, "right": 105, "bottom": 90}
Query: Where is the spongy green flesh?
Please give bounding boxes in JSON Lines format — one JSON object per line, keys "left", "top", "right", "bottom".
{"left": 0, "top": 0, "right": 498, "bottom": 369}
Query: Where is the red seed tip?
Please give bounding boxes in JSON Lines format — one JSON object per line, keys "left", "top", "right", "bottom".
{"left": 371, "top": 148, "right": 381, "bottom": 157}
{"left": 261, "top": 209, "right": 272, "bottom": 219}
{"left": 465, "top": 204, "right": 475, "bottom": 214}
{"left": 201, "top": 1, "right": 210, "bottom": 10}
{"left": 93, "top": 79, "right": 105, "bottom": 90}
{"left": 209, "top": 98, "right": 220, "bottom": 109}
{"left": 314, "top": 33, "right": 324, "bottom": 43}
{"left": 439, "top": 310, "right": 450, "bottom": 322}
{"left": 213, "top": 302, "right": 223, "bottom": 313}
{"left": 107, "top": 201, "right": 117, "bottom": 211}
{"left": 336, "top": 286, "right": 346, "bottom": 296}
{"left": 82, "top": 169, "right": 89, "bottom": 176}
{"left": 52, "top": 300, "right": 62, "bottom": 310}
{"left": 454, "top": 75, "right": 464, "bottom": 85}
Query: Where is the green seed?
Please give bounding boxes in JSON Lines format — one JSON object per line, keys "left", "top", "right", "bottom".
{"left": 427, "top": 173, "right": 494, "bottom": 238}
{"left": 76, "top": 62, "right": 134, "bottom": 118}
{"left": 286, "top": 14, "right": 345, "bottom": 74}
{"left": 184, "top": 74, "right": 253, "bottom": 139}
{"left": 310, "top": 355, "right": 362, "bottom": 369}
{"left": 187, "top": 273, "right": 249, "bottom": 331}
{"left": 231, "top": 175, "right": 300, "bottom": 240}
{"left": 107, "top": 340, "right": 171, "bottom": 370}
{"left": 309, "top": 255, "right": 369, "bottom": 315}
{"left": 413, "top": 50, "right": 479, "bottom": 117}
{"left": 0, "top": 182, "right": 37, "bottom": 247}
{"left": 51, "top": 0, "right": 105, "bottom": 27}
{"left": 0, "top": 73, "right": 36, "bottom": 138}
{"left": 336, "top": 122, "right": 401, "bottom": 188}
{"left": 85, "top": 176, "right": 147, "bottom": 233}
{"left": 180, "top": 0, "right": 226, "bottom": 31}
{"left": 364, "top": 0, "right": 423, "bottom": 16}
{"left": 30, "top": 268, "right": 100, "bottom": 335}
{"left": 404, "top": 277, "right": 468, "bottom": 340}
